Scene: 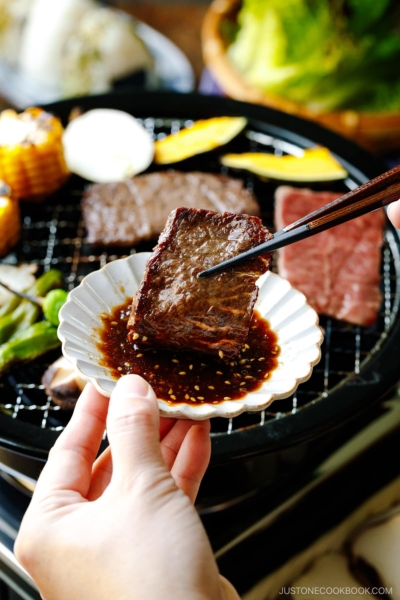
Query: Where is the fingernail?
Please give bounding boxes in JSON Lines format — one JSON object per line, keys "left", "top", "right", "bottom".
{"left": 116, "top": 374, "right": 149, "bottom": 398}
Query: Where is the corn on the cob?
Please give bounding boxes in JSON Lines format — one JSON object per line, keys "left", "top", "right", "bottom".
{"left": 0, "top": 107, "right": 70, "bottom": 200}
{"left": 0, "top": 181, "right": 20, "bottom": 257}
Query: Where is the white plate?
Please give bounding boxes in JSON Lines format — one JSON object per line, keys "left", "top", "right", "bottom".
{"left": 58, "top": 253, "right": 323, "bottom": 419}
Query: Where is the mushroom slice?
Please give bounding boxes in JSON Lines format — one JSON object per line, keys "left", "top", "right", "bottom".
{"left": 42, "top": 356, "right": 86, "bottom": 410}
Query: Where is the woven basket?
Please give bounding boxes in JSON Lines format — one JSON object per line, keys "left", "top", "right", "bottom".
{"left": 202, "top": 0, "right": 400, "bottom": 154}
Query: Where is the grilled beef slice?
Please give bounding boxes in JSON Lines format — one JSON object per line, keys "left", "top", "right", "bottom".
{"left": 82, "top": 171, "right": 260, "bottom": 246}
{"left": 127, "top": 207, "right": 271, "bottom": 358}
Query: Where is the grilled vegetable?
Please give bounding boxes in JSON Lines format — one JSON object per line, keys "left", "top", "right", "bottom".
{"left": 0, "top": 107, "right": 70, "bottom": 200}
{"left": 0, "top": 269, "right": 64, "bottom": 344}
{"left": 63, "top": 108, "right": 154, "bottom": 182}
{"left": 0, "top": 321, "right": 60, "bottom": 376}
{"left": 220, "top": 147, "right": 348, "bottom": 181}
{"left": 154, "top": 116, "right": 247, "bottom": 164}
{"left": 42, "top": 356, "right": 86, "bottom": 409}
{"left": 0, "top": 181, "right": 20, "bottom": 257}
{"left": 42, "top": 289, "right": 68, "bottom": 326}
{"left": 0, "top": 263, "right": 37, "bottom": 309}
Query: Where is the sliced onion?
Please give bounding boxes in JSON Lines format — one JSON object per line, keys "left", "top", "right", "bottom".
{"left": 63, "top": 108, "right": 154, "bottom": 183}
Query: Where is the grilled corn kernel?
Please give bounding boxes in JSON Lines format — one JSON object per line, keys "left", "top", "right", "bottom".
{"left": 0, "top": 182, "right": 20, "bottom": 257}
{"left": 0, "top": 107, "right": 70, "bottom": 201}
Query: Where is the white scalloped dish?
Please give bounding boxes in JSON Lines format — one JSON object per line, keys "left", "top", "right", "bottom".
{"left": 58, "top": 253, "right": 323, "bottom": 419}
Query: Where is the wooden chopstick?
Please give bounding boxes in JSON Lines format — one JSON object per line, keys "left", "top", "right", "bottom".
{"left": 198, "top": 164, "right": 400, "bottom": 278}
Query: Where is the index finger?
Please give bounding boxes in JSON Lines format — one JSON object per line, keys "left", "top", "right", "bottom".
{"left": 33, "top": 384, "right": 109, "bottom": 501}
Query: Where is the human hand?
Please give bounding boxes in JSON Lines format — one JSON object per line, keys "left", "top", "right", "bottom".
{"left": 388, "top": 200, "right": 400, "bottom": 228}
{"left": 15, "top": 375, "right": 240, "bottom": 600}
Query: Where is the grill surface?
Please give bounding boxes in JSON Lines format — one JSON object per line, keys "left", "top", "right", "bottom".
{"left": 0, "top": 93, "right": 399, "bottom": 462}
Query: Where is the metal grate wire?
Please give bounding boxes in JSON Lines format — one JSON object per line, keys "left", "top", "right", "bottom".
{"left": 0, "top": 117, "right": 399, "bottom": 439}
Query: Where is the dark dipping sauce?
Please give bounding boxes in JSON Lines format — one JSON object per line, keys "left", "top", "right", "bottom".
{"left": 97, "top": 299, "right": 280, "bottom": 405}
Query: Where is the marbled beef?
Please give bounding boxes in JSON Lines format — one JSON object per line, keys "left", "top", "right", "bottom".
{"left": 82, "top": 171, "right": 259, "bottom": 246}
{"left": 275, "top": 186, "right": 385, "bottom": 326}
{"left": 128, "top": 207, "right": 271, "bottom": 358}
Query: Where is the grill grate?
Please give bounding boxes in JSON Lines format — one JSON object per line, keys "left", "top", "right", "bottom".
{"left": 1, "top": 116, "right": 400, "bottom": 440}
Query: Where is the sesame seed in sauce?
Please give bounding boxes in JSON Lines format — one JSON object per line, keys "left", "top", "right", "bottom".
{"left": 218, "top": 351, "right": 224, "bottom": 359}
{"left": 97, "top": 302, "right": 279, "bottom": 406}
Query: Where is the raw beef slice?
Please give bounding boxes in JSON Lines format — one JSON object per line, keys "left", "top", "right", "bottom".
{"left": 275, "top": 186, "right": 385, "bottom": 326}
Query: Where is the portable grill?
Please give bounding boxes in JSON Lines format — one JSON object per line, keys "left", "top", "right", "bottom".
{"left": 0, "top": 92, "right": 399, "bottom": 511}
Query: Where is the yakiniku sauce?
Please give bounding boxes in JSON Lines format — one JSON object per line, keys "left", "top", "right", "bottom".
{"left": 97, "top": 299, "right": 280, "bottom": 405}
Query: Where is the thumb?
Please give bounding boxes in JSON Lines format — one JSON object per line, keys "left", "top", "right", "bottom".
{"left": 388, "top": 201, "right": 400, "bottom": 228}
{"left": 106, "top": 375, "right": 165, "bottom": 484}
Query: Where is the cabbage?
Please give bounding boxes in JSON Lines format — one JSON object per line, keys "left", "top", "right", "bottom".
{"left": 227, "top": 0, "right": 400, "bottom": 112}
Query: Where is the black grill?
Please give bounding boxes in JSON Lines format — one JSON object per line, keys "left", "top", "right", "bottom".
{"left": 0, "top": 92, "right": 399, "bottom": 471}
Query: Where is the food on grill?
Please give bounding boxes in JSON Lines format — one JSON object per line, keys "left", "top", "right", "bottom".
{"left": 99, "top": 301, "right": 279, "bottom": 404}
{"left": 0, "top": 182, "right": 20, "bottom": 257}
{"left": 0, "top": 263, "right": 37, "bottom": 307}
{"left": 128, "top": 207, "right": 271, "bottom": 357}
{"left": 221, "top": 147, "right": 348, "bottom": 182}
{"left": 275, "top": 186, "right": 385, "bottom": 326}
{"left": 290, "top": 553, "right": 373, "bottom": 600}
{"left": 0, "top": 108, "right": 69, "bottom": 200}
{"left": 63, "top": 108, "right": 154, "bottom": 183}
{"left": 0, "top": 269, "right": 63, "bottom": 343}
{"left": 42, "top": 356, "right": 87, "bottom": 410}
{"left": 352, "top": 512, "right": 400, "bottom": 600}
{"left": 0, "top": 321, "right": 60, "bottom": 376}
{"left": 0, "top": 269, "right": 63, "bottom": 375}
{"left": 41, "top": 289, "right": 69, "bottom": 326}
{"left": 82, "top": 171, "right": 260, "bottom": 246}
{"left": 154, "top": 116, "right": 247, "bottom": 164}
